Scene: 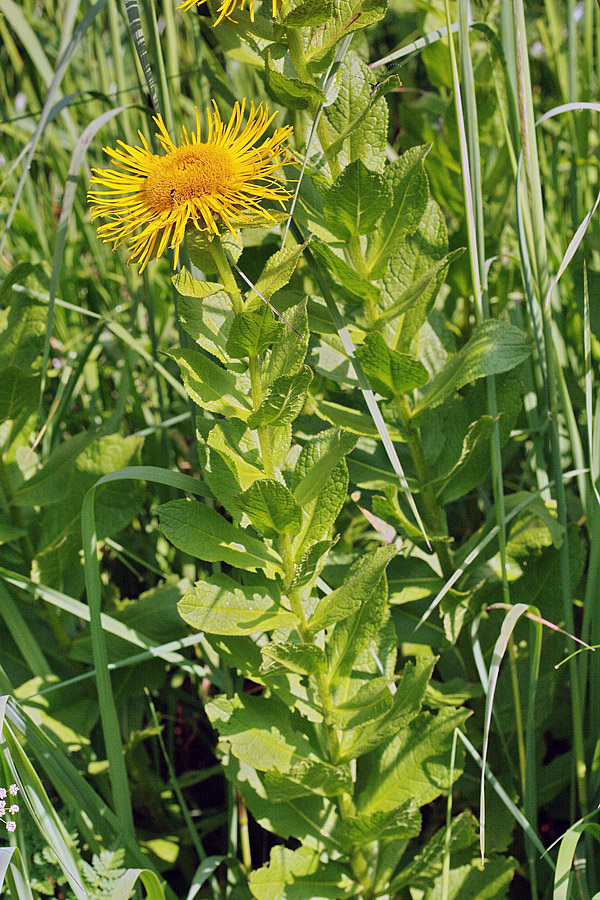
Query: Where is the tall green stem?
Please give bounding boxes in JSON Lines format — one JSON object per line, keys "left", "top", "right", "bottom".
{"left": 208, "top": 233, "right": 373, "bottom": 896}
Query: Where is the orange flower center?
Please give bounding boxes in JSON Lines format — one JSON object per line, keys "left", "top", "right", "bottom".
{"left": 141, "top": 144, "right": 237, "bottom": 211}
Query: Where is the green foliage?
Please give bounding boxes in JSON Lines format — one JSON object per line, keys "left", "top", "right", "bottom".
{"left": 4, "top": 0, "right": 597, "bottom": 896}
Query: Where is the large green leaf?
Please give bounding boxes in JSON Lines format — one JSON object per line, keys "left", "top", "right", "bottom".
{"left": 249, "top": 367, "right": 312, "bottom": 427}
{"left": 380, "top": 197, "right": 449, "bottom": 350}
{"left": 260, "top": 642, "right": 326, "bottom": 677}
{"left": 311, "top": 241, "right": 381, "bottom": 306}
{"left": 247, "top": 241, "right": 309, "bottom": 305}
{"left": 177, "top": 574, "right": 297, "bottom": 635}
{"left": 355, "top": 707, "right": 469, "bottom": 813}
{"left": 337, "top": 656, "right": 435, "bottom": 760}
{"left": 337, "top": 800, "right": 421, "bottom": 846}
{"left": 227, "top": 306, "right": 282, "bottom": 359}
{"left": 426, "top": 856, "right": 517, "bottom": 899}
{"left": 264, "top": 297, "right": 309, "bottom": 384}
{"left": 174, "top": 277, "right": 234, "bottom": 364}
{"left": 413, "top": 321, "right": 531, "bottom": 414}
{"left": 366, "top": 145, "right": 431, "bottom": 277}
{"left": 237, "top": 479, "right": 303, "bottom": 538}
{"left": 355, "top": 333, "right": 428, "bottom": 399}
{"left": 207, "top": 693, "right": 331, "bottom": 777}
{"left": 264, "top": 51, "right": 326, "bottom": 109}
{"left": 293, "top": 428, "right": 357, "bottom": 507}
{"left": 308, "top": 545, "right": 398, "bottom": 633}
{"left": 325, "top": 52, "right": 389, "bottom": 173}
{"left": 328, "top": 575, "right": 388, "bottom": 686}
{"left": 323, "top": 160, "right": 391, "bottom": 241}
{"left": 165, "top": 348, "right": 252, "bottom": 419}
{"left": 249, "top": 845, "right": 354, "bottom": 900}
{"left": 391, "top": 811, "right": 479, "bottom": 891}
{"left": 157, "top": 498, "right": 281, "bottom": 575}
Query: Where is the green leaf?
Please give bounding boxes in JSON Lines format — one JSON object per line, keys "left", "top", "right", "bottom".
{"left": 356, "top": 333, "right": 429, "bottom": 399}
{"left": 324, "top": 161, "right": 391, "bottom": 241}
{"left": 307, "top": 0, "right": 388, "bottom": 64}
{"left": 328, "top": 575, "right": 388, "bottom": 686}
{"left": 325, "top": 51, "right": 389, "bottom": 173}
{"left": 391, "top": 811, "right": 479, "bottom": 891}
{"left": 227, "top": 307, "right": 282, "bottom": 359}
{"left": 338, "top": 656, "right": 435, "bottom": 760}
{"left": 315, "top": 399, "right": 404, "bottom": 441}
{"left": 158, "top": 498, "right": 281, "bottom": 575}
{"left": 308, "top": 545, "right": 398, "bottom": 633}
{"left": 282, "top": 0, "right": 333, "bottom": 25}
{"left": 248, "top": 366, "right": 312, "bottom": 427}
{"left": 165, "top": 348, "right": 252, "bottom": 419}
{"left": 366, "top": 145, "right": 431, "bottom": 277}
{"left": 175, "top": 286, "right": 234, "bottom": 364}
{"left": 265, "top": 298, "right": 309, "bottom": 384}
{"left": 260, "top": 641, "right": 326, "bottom": 677}
{"left": 187, "top": 229, "right": 242, "bottom": 271}
{"left": 293, "top": 428, "right": 357, "bottom": 507}
{"left": 249, "top": 845, "right": 354, "bottom": 900}
{"left": 426, "top": 857, "right": 518, "bottom": 900}
{"left": 206, "top": 420, "right": 265, "bottom": 491}
{"left": 379, "top": 249, "right": 465, "bottom": 325}
{"left": 206, "top": 693, "right": 324, "bottom": 775}
{"left": 0, "top": 367, "right": 40, "bottom": 419}
{"left": 177, "top": 574, "right": 296, "bottom": 636}
{"left": 291, "top": 540, "right": 335, "bottom": 590}
{"left": 237, "top": 479, "right": 302, "bottom": 538}
{"left": 355, "top": 707, "right": 469, "bottom": 814}
{"left": 337, "top": 800, "right": 421, "bottom": 846}
{"left": 380, "top": 198, "right": 449, "bottom": 350}
{"left": 0, "top": 290, "right": 46, "bottom": 372}
{"left": 292, "top": 431, "right": 350, "bottom": 557}
{"left": 264, "top": 51, "right": 326, "bottom": 109}
{"left": 225, "top": 755, "right": 338, "bottom": 851}
{"left": 413, "top": 321, "right": 531, "bottom": 414}
{"left": 264, "top": 761, "right": 351, "bottom": 800}
{"left": 172, "top": 271, "right": 225, "bottom": 300}
{"left": 247, "top": 240, "right": 309, "bottom": 306}
{"left": 311, "top": 241, "right": 381, "bottom": 307}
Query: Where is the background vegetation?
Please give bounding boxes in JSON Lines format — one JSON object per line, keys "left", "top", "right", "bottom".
{"left": 0, "top": 0, "right": 599, "bottom": 897}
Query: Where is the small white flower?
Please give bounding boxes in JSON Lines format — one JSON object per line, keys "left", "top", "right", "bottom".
{"left": 5, "top": 821, "right": 16, "bottom": 832}
{"left": 0, "top": 789, "right": 6, "bottom": 800}
{"left": 0, "top": 804, "right": 5, "bottom": 816}
{"left": 8, "top": 785, "right": 18, "bottom": 796}
{"left": 8, "top": 805, "right": 18, "bottom": 815}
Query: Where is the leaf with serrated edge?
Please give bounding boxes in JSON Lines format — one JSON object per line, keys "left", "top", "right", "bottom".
{"left": 158, "top": 498, "right": 281, "bottom": 575}
{"left": 207, "top": 694, "right": 326, "bottom": 775}
{"left": 356, "top": 333, "right": 428, "bottom": 399}
{"left": 413, "top": 320, "right": 531, "bottom": 415}
{"left": 237, "top": 479, "right": 302, "bottom": 538}
{"left": 309, "top": 545, "right": 398, "bottom": 633}
{"left": 260, "top": 642, "right": 326, "bottom": 677}
{"left": 325, "top": 52, "right": 389, "bottom": 173}
{"left": 265, "top": 298, "right": 309, "bottom": 384}
{"left": 249, "top": 845, "right": 355, "bottom": 900}
{"left": 338, "top": 800, "right": 421, "bottom": 847}
{"left": 324, "top": 160, "right": 391, "bottom": 241}
{"left": 366, "top": 145, "right": 431, "bottom": 277}
{"left": 355, "top": 707, "right": 469, "bottom": 814}
{"left": 247, "top": 240, "right": 309, "bottom": 306}
{"left": 311, "top": 241, "right": 381, "bottom": 306}
{"left": 177, "top": 574, "right": 296, "bottom": 636}
{"left": 175, "top": 290, "right": 234, "bottom": 364}
{"left": 293, "top": 428, "right": 357, "bottom": 507}
{"left": 227, "top": 306, "right": 281, "bottom": 359}
{"left": 249, "top": 366, "right": 312, "bottom": 427}
{"left": 165, "top": 348, "right": 251, "bottom": 419}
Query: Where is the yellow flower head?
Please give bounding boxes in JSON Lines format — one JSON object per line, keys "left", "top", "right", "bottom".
{"left": 178, "top": 0, "right": 276, "bottom": 26}
{"left": 88, "top": 101, "right": 292, "bottom": 272}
